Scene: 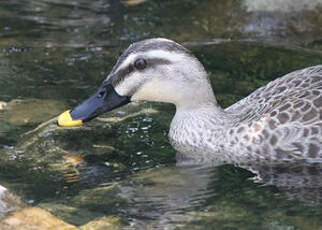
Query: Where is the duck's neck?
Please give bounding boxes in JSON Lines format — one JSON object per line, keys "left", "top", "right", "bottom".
{"left": 169, "top": 103, "right": 237, "bottom": 163}
{"left": 174, "top": 77, "right": 218, "bottom": 110}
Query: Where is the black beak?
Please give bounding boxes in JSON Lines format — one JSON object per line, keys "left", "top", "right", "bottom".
{"left": 58, "top": 80, "right": 130, "bottom": 127}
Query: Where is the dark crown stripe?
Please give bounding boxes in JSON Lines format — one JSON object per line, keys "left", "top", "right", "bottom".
{"left": 111, "top": 39, "right": 190, "bottom": 73}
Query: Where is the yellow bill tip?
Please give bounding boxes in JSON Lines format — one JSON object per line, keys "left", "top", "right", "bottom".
{"left": 58, "top": 110, "right": 83, "bottom": 127}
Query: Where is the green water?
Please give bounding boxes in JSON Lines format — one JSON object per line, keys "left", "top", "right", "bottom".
{"left": 0, "top": 0, "right": 322, "bottom": 229}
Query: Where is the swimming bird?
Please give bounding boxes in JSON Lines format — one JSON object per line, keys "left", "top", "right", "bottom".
{"left": 58, "top": 38, "right": 322, "bottom": 164}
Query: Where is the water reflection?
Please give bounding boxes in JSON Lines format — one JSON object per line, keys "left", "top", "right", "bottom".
{"left": 0, "top": 0, "right": 121, "bottom": 48}
{"left": 247, "top": 162, "right": 322, "bottom": 204}
{"left": 117, "top": 162, "right": 322, "bottom": 229}
{"left": 119, "top": 165, "right": 214, "bottom": 229}
{"left": 1, "top": 0, "right": 322, "bottom": 49}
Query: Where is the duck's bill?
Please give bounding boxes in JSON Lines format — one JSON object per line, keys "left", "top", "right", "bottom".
{"left": 58, "top": 83, "right": 130, "bottom": 127}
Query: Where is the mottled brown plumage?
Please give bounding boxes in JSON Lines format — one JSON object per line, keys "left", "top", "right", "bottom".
{"left": 226, "top": 66, "right": 322, "bottom": 163}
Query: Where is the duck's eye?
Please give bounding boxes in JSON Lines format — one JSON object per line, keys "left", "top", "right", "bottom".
{"left": 134, "top": 58, "right": 147, "bottom": 70}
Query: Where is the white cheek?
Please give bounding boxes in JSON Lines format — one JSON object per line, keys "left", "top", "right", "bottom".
{"left": 131, "top": 78, "right": 184, "bottom": 104}
{"left": 114, "top": 72, "right": 144, "bottom": 96}
{"left": 114, "top": 81, "right": 129, "bottom": 96}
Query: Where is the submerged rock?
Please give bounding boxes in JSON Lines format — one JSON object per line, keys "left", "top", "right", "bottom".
{"left": 80, "top": 216, "right": 121, "bottom": 230}
{"left": 4, "top": 105, "right": 162, "bottom": 165}
{"left": 38, "top": 203, "right": 103, "bottom": 227}
{"left": 0, "top": 104, "right": 169, "bottom": 226}
{"left": 2, "top": 99, "right": 66, "bottom": 126}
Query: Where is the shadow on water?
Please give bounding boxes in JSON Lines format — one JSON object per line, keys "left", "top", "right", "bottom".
{"left": 114, "top": 162, "right": 322, "bottom": 229}
{"left": 0, "top": 0, "right": 322, "bottom": 229}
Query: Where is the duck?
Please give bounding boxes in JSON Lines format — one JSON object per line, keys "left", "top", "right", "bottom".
{"left": 58, "top": 38, "right": 322, "bottom": 164}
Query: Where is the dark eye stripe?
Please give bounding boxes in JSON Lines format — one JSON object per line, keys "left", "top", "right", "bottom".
{"left": 111, "top": 58, "right": 171, "bottom": 87}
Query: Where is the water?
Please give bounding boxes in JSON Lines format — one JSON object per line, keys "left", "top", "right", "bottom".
{"left": 0, "top": 0, "right": 322, "bottom": 229}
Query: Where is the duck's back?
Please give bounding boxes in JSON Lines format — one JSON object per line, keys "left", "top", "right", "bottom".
{"left": 225, "top": 65, "right": 322, "bottom": 163}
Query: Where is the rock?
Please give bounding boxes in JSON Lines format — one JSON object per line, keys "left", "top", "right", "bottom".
{"left": 0, "top": 185, "right": 25, "bottom": 219}
{"left": 243, "top": 0, "right": 322, "bottom": 12}
{"left": 80, "top": 216, "right": 121, "bottom": 230}
{"left": 0, "top": 185, "right": 9, "bottom": 217}
{"left": 0, "top": 207, "right": 78, "bottom": 230}
{"left": 70, "top": 185, "right": 125, "bottom": 211}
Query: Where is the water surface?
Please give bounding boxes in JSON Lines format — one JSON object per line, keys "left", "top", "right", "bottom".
{"left": 0, "top": 0, "right": 322, "bottom": 229}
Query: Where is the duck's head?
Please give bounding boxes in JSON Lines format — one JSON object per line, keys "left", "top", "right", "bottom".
{"left": 58, "top": 38, "right": 217, "bottom": 127}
